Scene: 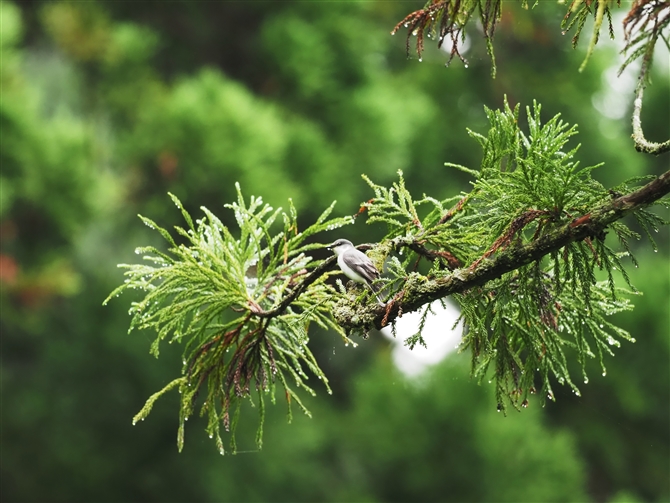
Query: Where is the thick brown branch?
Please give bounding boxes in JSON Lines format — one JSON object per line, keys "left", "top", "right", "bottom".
{"left": 334, "top": 170, "right": 670, "bottom": 331}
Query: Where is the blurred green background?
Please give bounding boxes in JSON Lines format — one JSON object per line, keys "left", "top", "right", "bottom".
{"left": 1, "top": 1, "right": 668, "bottom": 502}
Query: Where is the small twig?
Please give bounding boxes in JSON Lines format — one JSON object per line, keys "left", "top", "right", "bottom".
{"left": 437, "top": 193, "right": 470, "bottom": 225}
{"left": 632, "top": 76, "right": 670, "bottom": 155}
{"left": 255, "top": 255, "right": 338, "bottom": 318}
{"left": 469, "top": 210, "right": 548, "bottom": 270}
{"left": 405, "top": 240, "right": 462, "bottom": 270}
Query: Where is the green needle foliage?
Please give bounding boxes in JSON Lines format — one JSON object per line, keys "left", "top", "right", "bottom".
{"left": 561, "top": 0, "right": 617, "bottom": 72}
{"left": 391, "top": 0, "right": 504, "bottom": 75}
{"left": 108, "top": 100, "right": 668, "bottom": 451}
{"left": 105, "top": 186, "right": 354, "bottom": 453}
{"left": 391, "top": 0, "right": 625, "bottom": 75}
{"left": 620, "top": 0, "right": 670, "bottom": 76}
{"left": 345, "top": 99, "right": 666, "bottom": 412}
{"left": 392, "top": 0, "right": 669, "bottom": 153}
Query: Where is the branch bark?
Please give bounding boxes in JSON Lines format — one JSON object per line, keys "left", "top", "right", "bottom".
{"left": 333, "top": 169, "right": 670, "bottom": 331}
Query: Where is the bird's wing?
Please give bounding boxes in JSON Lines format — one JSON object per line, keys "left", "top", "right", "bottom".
{"left": 342, "top": 250, "right": 380, "bottom": 284}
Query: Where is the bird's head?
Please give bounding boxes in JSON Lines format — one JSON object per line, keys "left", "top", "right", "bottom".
{"left": 327, "top": 239, "right": 354, "bottom": 256}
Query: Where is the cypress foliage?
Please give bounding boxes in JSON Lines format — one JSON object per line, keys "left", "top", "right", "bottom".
{"left": 107, "top": 100, "right": 669, "bottom": 451}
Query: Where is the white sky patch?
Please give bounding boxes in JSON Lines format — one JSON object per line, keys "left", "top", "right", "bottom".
{"left": 380, "top": 300, "right": 463, "bottom": 377}
{"left": 590, "top": 12, "right": 639, "bottom": 121}
{"left": 440, "top": 33, "right": 471, "bottom": 59}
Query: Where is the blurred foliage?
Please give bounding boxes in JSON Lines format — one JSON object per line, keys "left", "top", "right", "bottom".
{"left": 2, "top": 0, "right": 668, "bottom": 502}
{"left": 200, "top": 354, "right": 588, "bottom": 502}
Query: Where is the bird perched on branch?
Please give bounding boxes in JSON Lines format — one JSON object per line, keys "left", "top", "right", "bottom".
{"left": 327, "top": 239, "right": 385, "bottom": 306}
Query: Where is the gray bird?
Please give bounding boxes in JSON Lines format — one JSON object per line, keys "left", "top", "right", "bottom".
{"left": 327, "top": 239, "right": 385, "bottom": 305}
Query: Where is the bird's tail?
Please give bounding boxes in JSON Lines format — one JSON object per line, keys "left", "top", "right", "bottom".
{"left": 368, "top": 280, "right": 386, "bottom": 306}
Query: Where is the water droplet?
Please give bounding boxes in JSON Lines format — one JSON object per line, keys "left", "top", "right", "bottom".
{"left": 607, "top": 337, "right": 619, "bottom": 346}
{"left": 497, "top": 403, "right": 502, "bottom": 412}
{"left": 584, "top": 377, "right": 589, "bottom": 384}
{"left": 522, "top": 399, "right": 529, "bottom": 408}
{"left": 602, "top": 371, "right": 607, "bottom": 377}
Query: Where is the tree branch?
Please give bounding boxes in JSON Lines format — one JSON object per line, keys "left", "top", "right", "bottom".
{"left": 334, "top": 169, "right": 670, "bottom": 331}
{"left": 627, "top": 1, "right": 670, "bottom": 155}
{"left": 632, "top": 79, "right": 670, "bottom": 155}
{"left": 254, "top": 254, "right": 338, "bottom": 318}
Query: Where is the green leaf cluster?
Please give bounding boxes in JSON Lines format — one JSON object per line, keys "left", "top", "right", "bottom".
{"left": 361, "top": 99, "right": 661, "bottom": 412}
{"left": 619, "top": 0, "right": 670, "bottom": 78}
{"left": 110, "top": 99, "right": 667, "bottom": 450}
{"left": 105, "top": 185, "right": 353, "bottom": 453}
{"left": 561, "top": 0, "right": 617, "bottom": 71}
